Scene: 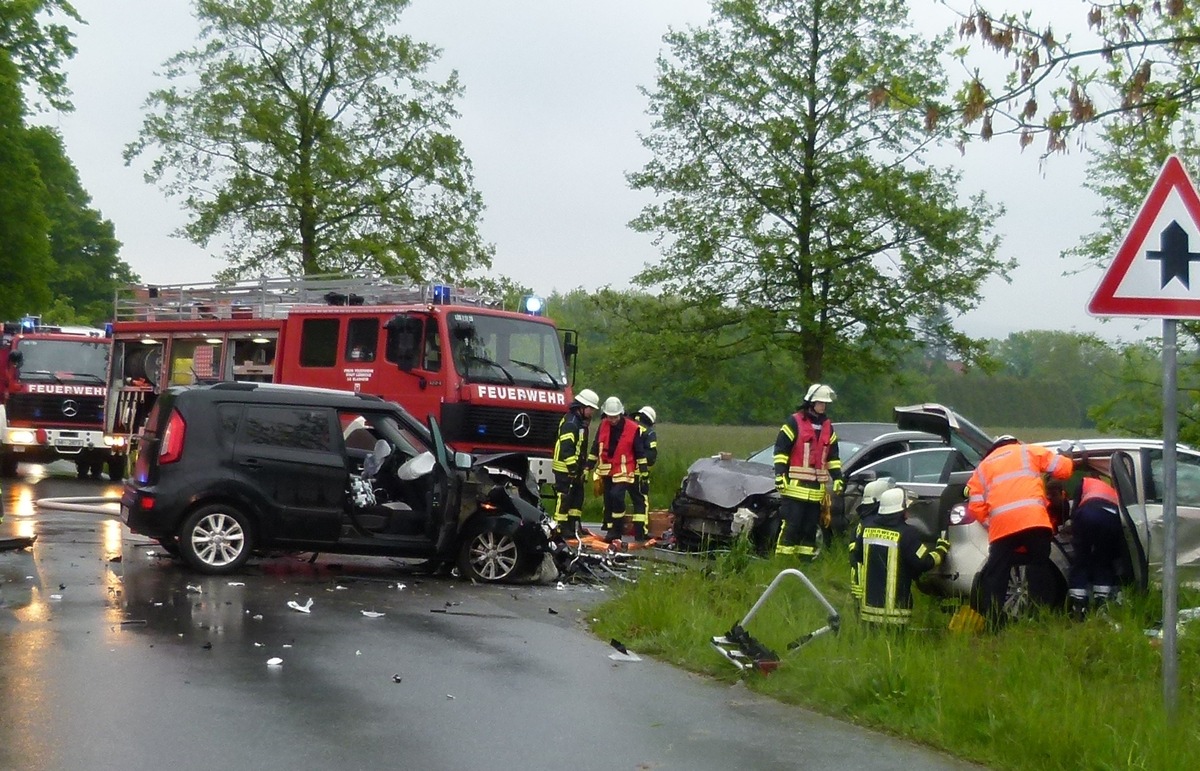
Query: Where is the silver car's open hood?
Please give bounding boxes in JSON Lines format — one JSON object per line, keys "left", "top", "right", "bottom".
{"left": 681, "top": 456, "right": 777, "bottom": 510}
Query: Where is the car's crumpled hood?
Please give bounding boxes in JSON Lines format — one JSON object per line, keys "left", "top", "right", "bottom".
{"left": 682, "top": 456, "right": 776, "bottom": 510}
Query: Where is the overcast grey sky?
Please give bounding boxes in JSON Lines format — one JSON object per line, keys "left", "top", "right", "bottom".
{"left": 42, "top": 0, "right": 1153, "bottom": 342}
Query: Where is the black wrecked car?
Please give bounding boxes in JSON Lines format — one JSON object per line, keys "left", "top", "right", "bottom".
{"left": 669, "top": 407, "right": 989, "bottom": 551}
{"left": 121, "top": 382, "right": 555, "bottom": 582}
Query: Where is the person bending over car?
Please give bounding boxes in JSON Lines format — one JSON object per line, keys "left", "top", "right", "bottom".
{"left": 1067, "top": 476, "right": 1123, "bottom": 620}
{"left": 773, "top": 383, "right": 842, "bottom": 561}
{"left": 966, "top": 435, "right": 1074, "bottom": 625}
{"left": 858, "top": 487, "right": 950, "bottom": 627}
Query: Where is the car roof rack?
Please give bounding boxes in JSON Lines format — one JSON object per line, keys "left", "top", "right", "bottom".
{"left": 113, "top": 275, "right": 497, "bottom": 322}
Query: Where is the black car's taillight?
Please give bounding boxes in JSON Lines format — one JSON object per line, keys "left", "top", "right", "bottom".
{"left": 159, "top": 409, "right": 186, "bottom": 464}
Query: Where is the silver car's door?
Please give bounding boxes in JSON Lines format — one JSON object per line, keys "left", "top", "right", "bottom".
{"left": 854, "top": 447, "right": 961, "bottom": 538}
{"left": 1140, "top": 446, "right": 1200, "bottom": 581}
{"left": 1111, "top": 450, "right": 1150, "bottom": 592}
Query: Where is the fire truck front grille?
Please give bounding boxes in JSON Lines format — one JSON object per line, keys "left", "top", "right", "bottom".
{"left": 457, "top": 406, "right": 560, "bottom": 450}
{"left": 6, "top": 393, "right": 104, "bottom": 426}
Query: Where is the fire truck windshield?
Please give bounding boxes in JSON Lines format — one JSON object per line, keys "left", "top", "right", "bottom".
{"left": 449, "top": 312, "right": 567, "bottom": 389}
{"left": 15, "top": 339, "right": 110, "bottom": 382}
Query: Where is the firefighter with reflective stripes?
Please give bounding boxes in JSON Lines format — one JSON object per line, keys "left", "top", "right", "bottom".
{"left": 859, "top": 488, "right": 950, "bottom": 626}
{"left": 849, "top": 477, "right": 896, "bottom": 602}
{"left": 773, "top": 383, "right": 842, "bottom": 560}
{"left": 628, "top": 405, "right": 658, "bottom": 536}
{"left": 966, "top": 435, "right": 1074, "bottom": 623}
{"left": 1067, "top": 475, "right": 1123, "bottom": 620}
{"left": 552, "top": 388, "right": 600, "bottom": 538}
{"left": 589, "top": 396, "right": 650, "bottom": 542}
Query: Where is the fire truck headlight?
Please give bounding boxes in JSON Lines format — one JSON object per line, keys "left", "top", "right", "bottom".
{"left": 104, "top": 435, "right": 128, "bottom": 449}
{"left": 521, "top": 295, "right": 544, "bottom": 316}
{"left": 7, "top": 429, "right": 36, "bottom": 445}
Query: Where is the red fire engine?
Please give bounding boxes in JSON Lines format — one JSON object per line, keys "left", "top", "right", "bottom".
{"left": 104, "top": 277, "right": 577, "bottom": 477}
{"left": 0, "top": 316, "right": 127, "bottom": 479}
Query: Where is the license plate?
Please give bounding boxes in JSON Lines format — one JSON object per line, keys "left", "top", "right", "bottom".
{"left": 57, "top": 438, "right": 84, "bottom": 448}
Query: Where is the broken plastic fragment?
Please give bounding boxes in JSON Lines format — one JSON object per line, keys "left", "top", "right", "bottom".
{"left": 548, "top": 608, "right": 559, "bottom": 615}
{"left": 608, "top": 650, "right": 643, "bottom": 662}
{"left": 446, "top": 694, "right": 455, "bottom": 700}
{"left": 392, "top": 674, "right": 402, "bottom": 683}
{"left": 267, "top": 657, "right": 283, "bottom": 667}
{"left": 355, "top": 650, "right": 362, "bottom": 656}
{"left": 49, "top": 594, "right": 63, "bottom": 601}
{"left": 287, "top": 598, "right": 314, "bottom": 613}
{"left": 252, "top": 614, "right": 263, "bottom": 620}
{"left": 186, "top": 585, "right": 202, "bottom": 594}
{"left": 227, "top": 581, "right": 245, "bottom": 587}
{"left": 394, "top": 583, "right": 406, "bottom": 590}
{"left": 335, "top": 585, "right": 348, "bottom": 591}
{"left": 361, "top": 610, "right": 385, "bottom": 618}
{"left": 556, "top": 582, "right": 566, "bottom": 591}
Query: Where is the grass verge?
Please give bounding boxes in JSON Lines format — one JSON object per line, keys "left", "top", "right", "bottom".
{"left": 593, "top": 536, "right": 1200, "bottom": 771}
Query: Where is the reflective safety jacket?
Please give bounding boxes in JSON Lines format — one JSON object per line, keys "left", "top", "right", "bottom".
{"left": 967, "top": 443, "right": 1074, "bottom": 543}
{"left": 848, "top": 502, "right": 881, "bottom": 600}
{"left": 773, "top": 411, "right": 841, "bottom": 502}
{"left": 858, "top": 513, "right": 944, "bottom": 625}
{"left": 633, "top": 414, "right": 657, "bottom": 475}
{"left": 589, "top": 416, "right": 648, "bottom": 484}
{"left": 1078, "top": 477, "right": 1119, "bottom": 510}
{"left": 552, "top": 407, "right": 589, "bottom": 480}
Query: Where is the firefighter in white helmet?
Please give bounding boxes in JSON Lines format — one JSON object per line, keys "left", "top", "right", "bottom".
{"left": 551, "top": 388, "right": 600, "bottom": 538}
{"left": 627, "top": 405, "right": 658, "bottom": 539}
{"left": 773, "top": 383, "right": 841, "bottom": 560}
{"left": 588, "top": 396, "right": 650, "bottom": 542}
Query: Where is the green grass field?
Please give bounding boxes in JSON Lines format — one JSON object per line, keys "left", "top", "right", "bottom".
{"left": 593, "top": 423, "right": 1198, "bottom": 771}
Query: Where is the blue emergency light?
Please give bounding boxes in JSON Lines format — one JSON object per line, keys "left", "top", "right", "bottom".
{"left": 520, "top": 295, "right": 545, "bottom": 316}
{"left": 433, "top": 285, "right": 451, "bottom": 305}
{"left": 20, "top": 315, "right": 39, "bottom": 331}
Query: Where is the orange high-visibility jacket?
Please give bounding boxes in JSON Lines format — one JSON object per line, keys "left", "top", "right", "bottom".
{"left": 967, "top": 443, "right": 1074, "bottom": 543}
{"left": 1079, "top": 476, "right": 1119, "bottom": 508}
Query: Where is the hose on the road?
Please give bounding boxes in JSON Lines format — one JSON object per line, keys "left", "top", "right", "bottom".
{"left": 33, "top": 496, "right": 121, "bottom": 516}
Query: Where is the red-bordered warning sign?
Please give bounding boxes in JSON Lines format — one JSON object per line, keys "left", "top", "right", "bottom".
{"left": 1089, "top": 155, "right": 1200, "bottom": 318}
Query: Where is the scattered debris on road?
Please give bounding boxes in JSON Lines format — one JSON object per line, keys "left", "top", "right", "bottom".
{"left": 287, "top": 597, "right": 314, "bottom": 613}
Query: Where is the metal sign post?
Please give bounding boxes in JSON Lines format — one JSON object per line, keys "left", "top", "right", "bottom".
{"left": 1087, "top": 155, "right": 1200, "bottom": 720}
{"left": 1161, "top": 319, "right": 1179, "bottom": 717}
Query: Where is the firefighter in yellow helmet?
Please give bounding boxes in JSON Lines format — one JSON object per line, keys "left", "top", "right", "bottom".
{"left": 773, "top": 383, "right": 841, "bottom": 560}
{"left": 551, "top": 388, "right": 599, "bottom": 539}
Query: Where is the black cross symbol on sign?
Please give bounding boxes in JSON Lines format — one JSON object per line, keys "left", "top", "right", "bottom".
{"left": 1147, "top": 220, "right": 1200, "bottom": 289}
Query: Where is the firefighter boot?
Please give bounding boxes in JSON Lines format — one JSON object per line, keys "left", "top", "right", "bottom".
{"left": 1093, "top": 586, "right": 1117, "bottom": 615}
{"left": 1068, "top": 589, "right": 1089, "bottom": 622}
{"left": 561, "top": 516, "right": 582, "bottom": 541}
{"left": 631, "top": 522, "right": 647, "bottom": 541}
{"left": 606, "top": 518, "right": 625, "bottom": 543}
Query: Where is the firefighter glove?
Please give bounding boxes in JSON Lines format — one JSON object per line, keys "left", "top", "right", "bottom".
{"left": 774, "top": 475, "right": 786, "bottom": 493}
{"left": 832, "top": 478, "right": 844, "bottom": 494}
{"left": 639, "top": 478, "right": 650, "bottom": 495}
{"left": 934, "top": 538, "right": 951, "bottom": 555}
{"left": 592, "top": 476, "right": 604, "bottom": 498}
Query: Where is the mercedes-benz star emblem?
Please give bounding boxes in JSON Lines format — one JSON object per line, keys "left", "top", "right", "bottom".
{"left": 61, "top": 399, "right": 79, "bottom": 418}
{"left": 512, "top": 412, "right": 531, "bottom": 438}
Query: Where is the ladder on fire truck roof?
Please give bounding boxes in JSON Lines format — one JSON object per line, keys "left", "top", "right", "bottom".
{"left": 112, "top": 275, "right": 497, "bottom": 322}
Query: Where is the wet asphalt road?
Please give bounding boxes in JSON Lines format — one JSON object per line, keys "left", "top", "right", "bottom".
{"left": 0, "top": 465, "right": 981, "bottom": 771}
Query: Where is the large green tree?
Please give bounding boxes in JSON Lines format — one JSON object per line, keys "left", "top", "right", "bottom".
{"left": 0, "top": 0, "right": 79, "bottom": 111}
{"left": 0, "top": 52, "right": 54, "bottom": 318}
{"left": 25, "top": 126, "right": 135, "bottom": 325}
{"left": 953, "top": 2, "right": 1200, "bottom": 151}
{"left": 125, "top": 0, "right": 491, "bottom": 280}
{"left": 628, "top": 0, "right": 1009, "bottom": 383}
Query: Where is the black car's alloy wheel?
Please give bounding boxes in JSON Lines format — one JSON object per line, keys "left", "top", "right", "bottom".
{"left": 457, "top": 525, "right": 529, "bottom": 583}
{"left": 180, "top": 503, "right": 252, "bottom": 574}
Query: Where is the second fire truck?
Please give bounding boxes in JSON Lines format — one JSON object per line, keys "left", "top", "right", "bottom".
{"left": 0, "top": 317, "right": 127, "bottom": 479}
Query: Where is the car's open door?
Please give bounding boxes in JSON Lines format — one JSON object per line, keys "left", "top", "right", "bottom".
{"left": 428, "top": 416, "right": 457, "bottom": 555}
{"left": 1111, "top": 450, "right": 1150, "bottom": 592}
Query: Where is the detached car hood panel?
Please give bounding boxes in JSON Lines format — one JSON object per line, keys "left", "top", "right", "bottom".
{"left": 682, "top": 456, "right": 777, "bottom": 510}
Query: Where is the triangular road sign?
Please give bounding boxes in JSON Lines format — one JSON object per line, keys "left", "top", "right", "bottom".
{"left": 1089, "top": 155, "right": 1200, "bottom": 318}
